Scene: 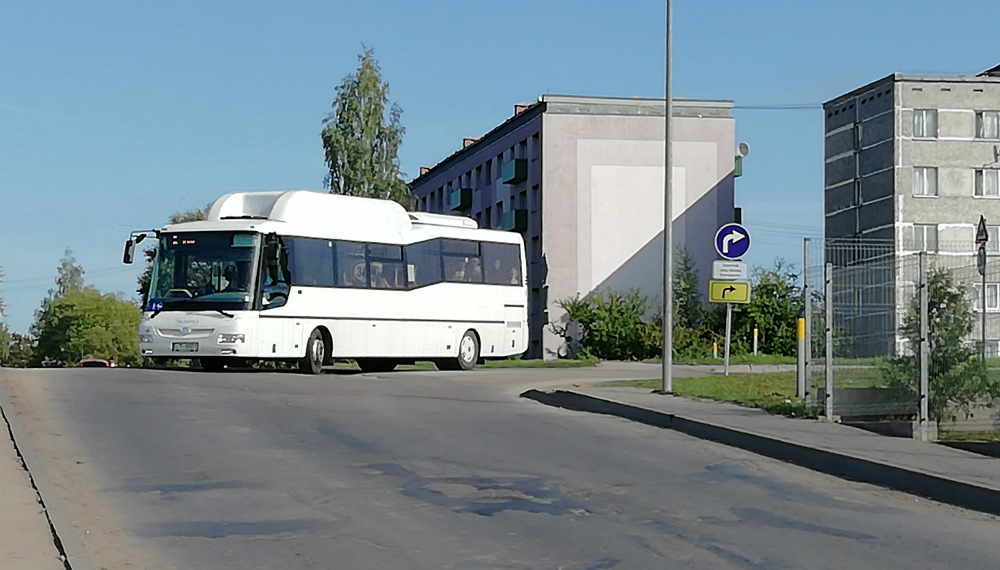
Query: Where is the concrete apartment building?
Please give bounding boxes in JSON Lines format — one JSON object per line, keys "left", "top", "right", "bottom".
{"left": 409, "top": 95, "right": 737, "bottom": 359}
{"left": 824, "top": 64, "right": 1000, "bottom": 355}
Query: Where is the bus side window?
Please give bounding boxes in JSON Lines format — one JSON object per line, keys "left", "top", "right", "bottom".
{"left": 482, "top": 242, "right": 521, "bottom": 285}
{"left": 335, "top": 241, "right": 368, "bottom": 288}
{"left": 404, "top": 240, "right": 443, "bottom": 287}
{"left": 260, "top": 238, "right": 290, "bottom": 308}
{"left": 441, "top": 240, "right": 481, "bottom": 283}
{"left": 286, "top": 237, "right": 335, "bottom": 287}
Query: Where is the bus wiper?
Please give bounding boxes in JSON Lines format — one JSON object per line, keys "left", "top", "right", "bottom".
{"left": 149, "top": 309, "right": 163, "bottom": 320}
{"left": 214, "top": 309, "right": 235, "bottom": 318}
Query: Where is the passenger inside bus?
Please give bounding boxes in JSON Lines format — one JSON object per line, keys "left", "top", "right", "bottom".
{"left": 222, "top": 263, "right": 249, "bottom": 292}
{"left": 468, "top": 258, "right": 482, "bottom": 282}
{"left": 371, "top": 261, "right": 391, "bottom": 289}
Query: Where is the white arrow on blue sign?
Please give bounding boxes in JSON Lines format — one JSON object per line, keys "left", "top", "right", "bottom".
{"left": 715, "top": 223, "right": 751, "bottom": 260}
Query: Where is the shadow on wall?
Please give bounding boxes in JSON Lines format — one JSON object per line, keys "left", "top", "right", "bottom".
{"left": 594, "top": 171, "right": 735, "bottom": 304}
{"left": 543, "top": 172, "right": 735, "bottom": 359}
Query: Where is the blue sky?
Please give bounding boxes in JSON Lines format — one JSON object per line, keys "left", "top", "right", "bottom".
{"left": 1, "top": 0, "right": 998, "bottom": 334}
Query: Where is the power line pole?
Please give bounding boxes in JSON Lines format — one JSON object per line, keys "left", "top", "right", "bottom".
{"left": 661, "top": 0, "right": 674, "bottom": 393}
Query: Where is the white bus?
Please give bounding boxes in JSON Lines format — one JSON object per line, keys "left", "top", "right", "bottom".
{"left": 123, "top": 190, "right": 528, "bottom": 373}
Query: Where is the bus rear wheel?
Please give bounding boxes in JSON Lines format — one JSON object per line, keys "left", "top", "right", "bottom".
{"left": 437, "top": 330, "right": 479, "bottom": 371}
{"left": 298, "top": 329, "right": 326, "bottom": 375}
{"left": 357, "top": 359, "right": 398, "bottom": 373}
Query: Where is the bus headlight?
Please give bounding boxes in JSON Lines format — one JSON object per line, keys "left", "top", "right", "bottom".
{"left": 218, "top": 333, "right": 245, "bottom": 344}
{"left": 139, "top": 334, "right": 154, "bottom": 344}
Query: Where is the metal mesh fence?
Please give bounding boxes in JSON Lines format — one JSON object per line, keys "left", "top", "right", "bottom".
{"left": 802, "top": 238, "right": 1000, "bottom": 435}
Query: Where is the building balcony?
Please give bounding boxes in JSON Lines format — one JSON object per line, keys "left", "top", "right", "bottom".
{"left": 500, "top": 209, "right": 529, "bottom": 232}
{"left": 501, "top": 158, "right": 528, "bottom": 185}
{"left": 449, "top": 187, "right": 473, "bottom": 211}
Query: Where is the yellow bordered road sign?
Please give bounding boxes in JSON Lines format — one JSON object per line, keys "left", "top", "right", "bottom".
{"left": 709, "top": 280, "right": 751, "bottom": 304}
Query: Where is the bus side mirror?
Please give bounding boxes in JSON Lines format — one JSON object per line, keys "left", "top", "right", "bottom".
{"left": 123, "top": 239, "right": 136, "bottom": 264}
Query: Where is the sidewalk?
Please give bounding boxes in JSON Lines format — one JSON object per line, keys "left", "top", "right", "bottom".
{"left": 523, "top": 386, "right": 1000, "bottom": 517}
{"left": 0, "top": 406, "right": 64, "bottom": 570}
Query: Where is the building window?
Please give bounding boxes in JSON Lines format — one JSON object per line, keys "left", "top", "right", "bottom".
{"left": 913, "top": 167, "right": 937, "bottom": 196}
{"left": 531, "top": 133, "right": 540, "bottom": 160}
{"left": 976, "top": 169, "right": 1000, "bottom": 198}
{"left": 908, "top": 224, "right": 938, "bottom": 252}
{"left": 977, "top": 111, "right": 1000, "bottom": 139}
{"left": 912, "top": 109, "right": 937, "bottom": 138}
{"left": 484, "top": 207, "right": 492, "bottom": 229}
{"left": 987, "top": 226, "right": 1000, "bottom": 254}
{"left": 531, "top": 185, "right": 541, "bottom": 212}
{"left": 972, "top": 283, "right": 1000, "bottom": 312}
{"left": 531, "top": 236, "right": 541, "bottom": 260}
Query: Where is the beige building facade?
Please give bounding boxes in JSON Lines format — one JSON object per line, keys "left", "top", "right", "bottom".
{"left": 410, "top": 95, "right": 737, "bottom": 359}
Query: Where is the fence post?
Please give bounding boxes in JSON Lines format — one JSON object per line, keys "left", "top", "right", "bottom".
{"left": 825, "top": 262, "right": 834, "bottom": 421}
{"left": 796, "top": 316, "right": 806, "bottom": 398}
{"left": 919, "top": 252, "right": 929, "bottom": 442}
{"left": 803, "top": 238, "right": 812, "bottom": 400}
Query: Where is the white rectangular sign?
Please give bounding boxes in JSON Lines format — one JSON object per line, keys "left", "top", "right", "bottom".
{"left": 712, "top": 260, "right": 749, "bottom": 281}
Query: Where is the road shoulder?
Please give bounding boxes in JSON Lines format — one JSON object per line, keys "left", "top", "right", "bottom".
{"left": 0, "top": 369, "right": 66, "bottom": 570}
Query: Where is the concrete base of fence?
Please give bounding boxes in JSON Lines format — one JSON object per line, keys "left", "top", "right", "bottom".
{"left": 844, "top": 419, "right": 937, "bottom": 441}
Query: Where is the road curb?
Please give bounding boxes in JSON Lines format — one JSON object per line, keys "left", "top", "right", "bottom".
{"left": 521, "top": 388, "right": 1000, "bottom": 517}
{"left": 0, "top": 369, "right": 96, "bottom": 570}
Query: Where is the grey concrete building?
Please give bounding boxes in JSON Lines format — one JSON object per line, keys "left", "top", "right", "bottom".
{"left": 824, "top": 64, "right": 1000, "bottom": 355}
{"left": 409, "top": 95, "right": 737, "bottom": 359}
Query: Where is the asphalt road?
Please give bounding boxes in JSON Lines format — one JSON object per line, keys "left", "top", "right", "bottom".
{"left": 4, "top": 366, "right": 1000, "bottom": 570}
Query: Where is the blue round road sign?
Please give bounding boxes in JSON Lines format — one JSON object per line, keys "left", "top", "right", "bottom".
{"left": 715, "top": 223, "right": 751, "bottom": 260}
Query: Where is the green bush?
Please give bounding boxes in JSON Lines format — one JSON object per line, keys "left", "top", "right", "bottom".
{"left": 556, "top": 290, "right": 722, "bottom": 362}
{"left": 32, "top": 288, "right": 142, "bottom": 367}
{"left": 557, "top": 290, "right": 660, "bottom": 361}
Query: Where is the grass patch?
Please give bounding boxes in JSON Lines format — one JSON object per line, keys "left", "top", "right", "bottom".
{"left": 482, "top": 356, "right": 599, "bottom": 369}
{"left": 604, "top": 371, "right": 817, "bottom": 418}
{"left": 646, "top": 354, "right": 795, "bottom": 365}
{"left": 938, "top": 431, "right": 1000, "bottom": 442}
{"left": 334, "top": 357, "right": 599, "bottom": 371}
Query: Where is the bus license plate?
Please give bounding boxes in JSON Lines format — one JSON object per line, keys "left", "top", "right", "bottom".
{"left": 172, "top": 342, "right": 199, "bottom": 352}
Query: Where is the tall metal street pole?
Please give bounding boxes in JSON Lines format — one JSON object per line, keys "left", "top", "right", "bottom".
{"left": 661, "top": 0, "right": 674, "bottom": 393}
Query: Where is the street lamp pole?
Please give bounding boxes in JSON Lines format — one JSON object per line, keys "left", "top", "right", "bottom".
{"left": 662, "top": 0, "right": 674, "bottom": 393}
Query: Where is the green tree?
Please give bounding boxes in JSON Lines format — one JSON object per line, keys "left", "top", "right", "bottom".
{"left": 0, "top": 265, "right": 10, "bottom": 364}
{"left": 54, "top": 248, "right": 85, "bottom": 296}
{"left": 32, "top": 248, "right": 86, "bottom": 341}
{"left": 883, "top": 267, "right": 1000, "bottom": 424}
{"left": 136, "top": 208, "right": 208, "bottom": 303}
{"left": 741, "top": 260, "right": 802, "bottom": 357}
{"left": 32, "top": 288, "right": 142, "bottom": 367}
{"left": 321, "top": 47, "right": 410, "bottom": 206}
{"left": 674, "top": 247, "right": 703, "bottom": 329}
{"left": 6, "top": 333, "right": 35, "bottom": 368}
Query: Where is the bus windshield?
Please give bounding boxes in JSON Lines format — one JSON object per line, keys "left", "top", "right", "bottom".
{"left": 147, "top": 232, "right": 259, "bottom": 312}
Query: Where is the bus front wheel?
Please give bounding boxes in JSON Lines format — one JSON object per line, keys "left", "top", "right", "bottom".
{"left": 298, "top": 329, "right": 326, "bottom": 375}
{"left": 437, "top": 330, "right": 479, "bottom": 371}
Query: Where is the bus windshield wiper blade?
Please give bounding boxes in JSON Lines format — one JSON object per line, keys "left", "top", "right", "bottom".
{"left": 214, "top": 309, "right": 235, "bottom": 318}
